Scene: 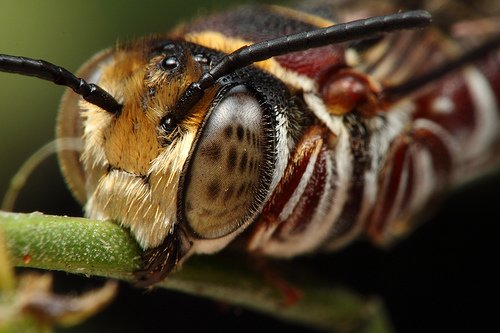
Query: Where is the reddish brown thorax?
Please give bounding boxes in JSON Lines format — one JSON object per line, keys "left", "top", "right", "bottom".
{"left": 319, "top": 67, "right": 381, "bottom": 117}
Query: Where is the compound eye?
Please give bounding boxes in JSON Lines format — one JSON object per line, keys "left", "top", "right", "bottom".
{"left": 184, "top": 86, "right": 267, "bottom": 239}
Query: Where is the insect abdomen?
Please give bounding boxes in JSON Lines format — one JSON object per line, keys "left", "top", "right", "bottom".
{"left": 370, "top": 48, "right": 500, "bottom": 242}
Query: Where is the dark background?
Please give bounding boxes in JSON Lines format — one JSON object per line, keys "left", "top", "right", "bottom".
{"left": 1, "top": 1, "right": 499, "bottom": 332}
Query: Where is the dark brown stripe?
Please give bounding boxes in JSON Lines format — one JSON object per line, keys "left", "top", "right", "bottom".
{"left": 207, "top": 181, "right": 221, "bottom": 200}
{"left": 413, "top": 73, "right": 476, "bottom": 144}
{"left": 227, "top": 147, "right": 238, "bottom": 172}
{"left": 324, "top": 113, "right": 371, "bottom": 242}
{"left": 259, "top": 126, "right": 324, "bottom": 221}
{"left": 276, "top": 143, "right": 328, "bottom": 237}
{"left": 239, "top": 151, "right": 248, "bottom": 173}
{"left": 236, "top": 125, "right": 244, "bottom": 141}
{"left": 413, "top": 127, "right": 453, "bottom": 183}
{"left": 249, "top": 125, "right": 328, "bottom": 244}
{"left": 368, "top": 135, "right": 409, "bottom": 241}
{"left": 399, "top": 151, "right": 415, "bottom": 212}
{"left": 224, "top": 125, "right": 233, "bottom": 139}
{"left": 199, "top": 142, "right": 222, "bottom": 162}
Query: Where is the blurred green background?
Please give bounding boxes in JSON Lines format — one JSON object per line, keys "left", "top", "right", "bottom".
{"left": 1, "top": 1, "right": 499, "bottom": 333}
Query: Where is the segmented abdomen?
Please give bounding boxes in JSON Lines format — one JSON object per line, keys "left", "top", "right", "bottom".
{"left": 245, "top": 8, "right": 499, "bottom": 255}
{"left": 251, "top": 48, "right": 499, "bottom": 255}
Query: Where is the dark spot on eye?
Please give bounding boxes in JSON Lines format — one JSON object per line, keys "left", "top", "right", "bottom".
{"left": 223, "top": 185, "right": 235, "bottom": 201}
{"left": 224, "top": 126, "right": 233, "bottom": 139}
{"left": 148, "top": 87, "right": 156, "bottom": 96}
{"left": 236, "top": 181, "right": 254, "bottom": 197}
{"left": 161, "top": 56, "right": 179, "bottom": 70}
{"left": 207, "top": 181, "right": 220, "bottom": 200}
{"left": 239, "top": 151, "right": 248, "bottom": 173}
{"left": 237, "top": 183, "right": 246, "bottom": 196}
{"left": 251, "top": 159, "right": 260, "bottom": 173}
{"left": 237, "top": 125, "right": 244, "bottom": 141}
{"left": 227, "top": 147, "right": 237, "bottom": 171}
{"left": 200, "top": 143, "right": 221, "bottom": 162}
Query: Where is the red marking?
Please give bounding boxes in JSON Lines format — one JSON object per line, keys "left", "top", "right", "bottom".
{"left": 413, "top": 74, "right": 476, "bottom": 145}
{"left": 258, "top": 126, "right": 328, "bottom": 225}
{"left": 255, "top": 259, "right": 303, "bottom": 307}
{"left": 249, "top": 126, "right": 331, "bottom": 245}
{"left": 368, "top": 127, "right": 453, "bottom": 242}
{"left": 23, "top": 254, "right": 32, "bottom": 264}
{"left": 277, "top": 146, "right": 328, "bottom": 236}
{"left": 319, "top": 68, "right": 380, "bottom": 116}
{"left": 261, "top": 145, "right": 315, "bottom": 224}
{"left": 275, "top": 45, "right": 345, "bottom": 78}
{"left": 400, "top": 152, "right": 414, "bottom": 212}
{"left": 266, "top": 274, "right": 303, "bottom": 308}
{"left": 413, "top": 127, "right": 453, "bottom": 181}
{"left": 368, "top": 136, "right": 409, "bottom": 241}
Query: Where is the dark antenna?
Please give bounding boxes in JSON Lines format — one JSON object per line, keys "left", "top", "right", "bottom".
{"left": 0, "top": 54, "right": 122, "bottom": 114}
{"left": 167, "top": 10, "right": 432, "bottom": 128}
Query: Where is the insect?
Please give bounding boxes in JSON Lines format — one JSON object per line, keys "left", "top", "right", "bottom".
{"left": 1, "top": 0, "right": 499, "bottom": 289}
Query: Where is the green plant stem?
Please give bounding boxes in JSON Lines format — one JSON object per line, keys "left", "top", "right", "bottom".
{"left": 0, "top": 230, "right": 15, "bottom": 292}
{"left": 0, "top": 211, "right": 392, "bottom": 332}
